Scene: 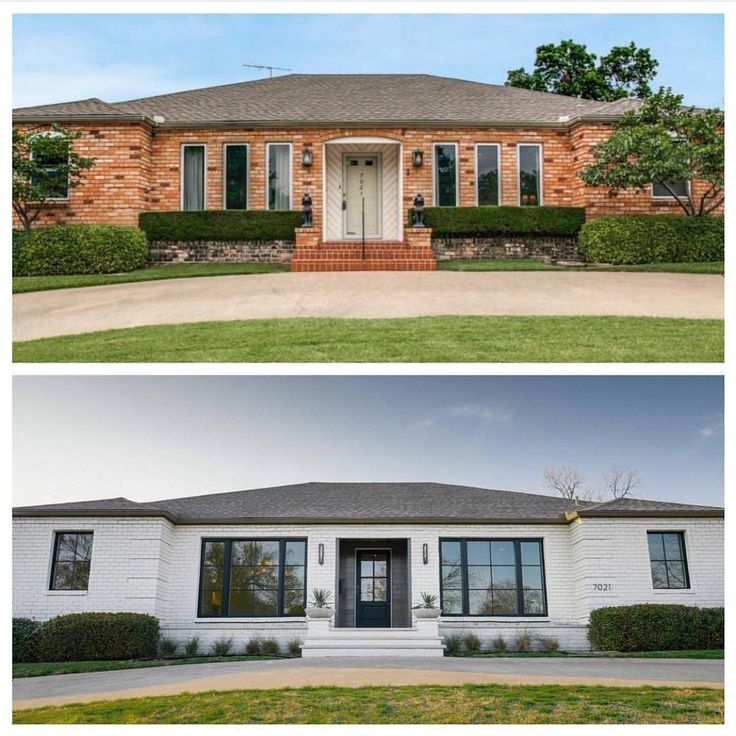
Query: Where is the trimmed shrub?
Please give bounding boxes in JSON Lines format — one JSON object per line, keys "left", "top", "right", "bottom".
{"left": 443, "top": 633, "right": 463, "bottom": 656}
{"left": 463, "top": 632, "right": 482, "bottom": 653}
{"left": 588, "top": 604, "right": 724, "bottom": 652}
{"left": 13, "top": 618, "right": 42, "bottom": 663}
{"left": 261, "top": 638, "right": 281, "bottom": 656}
{"left": 578, "top": 215, "right": 724, "bottom": 265}
{"left": 513, "top": 630, "right": 533, "bottom": 652}
{"left": 14, "top": 224, "right": 148, "bottom": 276}
{"left": 36, "top": 613, "right": 159, "bottom": 662}
{"left": 244, "top": 637, "right": 263, "bottom": 656}
{"left": 410, "top": 206, "right": 585, "bottom": 237}
{"left": 184, "top": 636, "right": 201, "bottom": 657}
{"left": 491, "top": 635, "right": 507, "bottom": 653}
{"left": 287, "top": 638, "right": 302, "bottom": 657}
{"left": 139, "top": 210, "right": 302, "bottom": 242}
{"left": 12, "top": 230, "right": 30, "bottom": 274}
{"left": 211, "top": 637, "right": 234, "bottom": 657}
{"left": 159, "top": 637, "right": 178, "bottom": 658}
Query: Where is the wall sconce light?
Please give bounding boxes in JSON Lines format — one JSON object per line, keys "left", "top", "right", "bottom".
{"left": 318, "top": 543, "right": 324, "bottom": 565}
{"left": 412, "top": 149, "right": 424, "bottom": 167}
{"left": 302, "top": 147, "right": 313, "bottom": 167}
{"left": 422, "top": 543, "right": 429, "bottom": 564}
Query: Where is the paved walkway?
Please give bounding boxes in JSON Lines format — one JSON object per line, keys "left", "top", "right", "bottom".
{"left": 13, "top": 271, "right": 723, "bottom": 341}
{"left": 13, "top": 656, "right": 724, "bottom": 710}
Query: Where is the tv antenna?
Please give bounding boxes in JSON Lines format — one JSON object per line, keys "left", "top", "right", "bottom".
{"left": 242, "top": 63, "right": 292, "bottom": 78}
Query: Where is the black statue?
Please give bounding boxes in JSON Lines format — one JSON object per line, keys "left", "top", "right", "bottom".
{"left": 301, "top": 193, "right": 313, "bottom": 227}
{"left": 412, "top": 193, "right": 425, "bottom": 227}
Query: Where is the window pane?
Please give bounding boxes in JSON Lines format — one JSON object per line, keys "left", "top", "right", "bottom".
{"left": 53, "top": 561, "right": 74, "bottom": 590}
{"left": 204, "top": 541, "right": 225, "bottom": 567}
{"left": 57, "top": 534, "right": 78, "bottom": 561}
{"left": 203, "top": 565, "right": 225, "bottom": 589}
{"left": 225, "top": 145, "right": 248, "bottom": 209}
{"left": 491, "top": 541, "right": 515, "bottom": 565}
{"left": 441, "top": 541, "right": 461, "bottom": 565}
{"left": 522, "top": 566, "right": 542, "bottom": 590}
{"left": 666, "top": 561, "right": 688, "bottom": 588}
{"left": 653, "top": 180, "right": 688, "bottom": 197}
{"left": 284, "top": 588, "right": 305, "bottom": 615}
{"left": 284, "top": 565, "right": 305, "bottom": 589}
{"left": 76, "top": 533, "right": 93, "bottom": 561}
{"left": 360, "top": 579, "right": 373, "bottom": 601}
{"left": 651, "top": 560, "right": 669, "bottom": 589}
{"left": 442, "top": 564, "right": 463, "bottom": 590}
{"left": 523, "top": 589, "right": 544, "bottom": 614}
{"left": 268, "top": 144, "right": 291, "bottom": 210}
{"left": 477, "top": 144, "right": 499, "bottom": 206}
{"left": 252, "top": 588, "right": 278, "bottom": 615}
{"left": 285, "top": 541, "right": 306, "bottom": 565}
{"left": 467, "top": 542, "right": 490, "bottom": 565}
{"left": 520, "top": 541, "right": 540, "bottom": 565}
{"left": 374, "top": 578, "right": 387, "bottom": 601}
{"left": 492, "top": 589, "right": 518, "bottom": 615}
{"left": 228, "top": 589, "right": 254, "bottom": 616}
{"left": 441, "top": 589, "right": 462, "bottom": 614}
{"left": 200, "top": 590, "right": 223, "bottom": 616}
{"left": 373, "top": 559, "right": 387, "bottom": 577}
{"left": 229, "top": 565, "right": 256, "bottom": 590}
{"left": 663, "top": 533, "right": 683, "bottom": 561}
{"left": 434, "top": 144, "right": 457, "bottom": 206}
{"left": 469, "top": 589, "right": 494, "bottom": 615}
{"left": 519, "top": 145, "right": 541, "bottom": 206}
{"left": 32, "top": 145, "right": 69, "bottom": 199}
{"left": 647, "top": 533, "right": 664, "bottom": 560}
{"left": 361, "top": 559, "right": 373, "bottom": 577}
{"left": 182, "top": 145, "right": 205, "bottom": 211}
{"left": 492, "top": 565, "right": 517, "bottom": 589}
{"left": 72, "top": 560, "right": 91, "bottom": 590}
{"left": 467, "top": 566, "right": 492, "bottom": 590}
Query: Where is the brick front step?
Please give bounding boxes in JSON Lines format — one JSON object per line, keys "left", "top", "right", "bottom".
{"left": 292, "top": 260, "right": 436, "bottom": 272}
{"left": 291, "top": 240, "right": 437, "bottom": 271}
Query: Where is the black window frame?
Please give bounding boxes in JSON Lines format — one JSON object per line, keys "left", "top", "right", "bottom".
{"left": 476, "top": 143, "right": 501, "bottom": 206}
{"left": 439, "top": 537, "right": 548, "bottom": 617}
{"left": 197, "top": 537, "right": 307, "bottom": 618}
{"left": 646, "top": 531, "right": 690, "bottom": 590}
{"left": 49, "top": 531, "right": 94, "bottom": 591}
{"left": 433, "top": 142, "right": 458, "bottom": 207}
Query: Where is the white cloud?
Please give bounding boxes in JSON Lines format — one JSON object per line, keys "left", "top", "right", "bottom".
{"left": 412, "top": 403, "right": 513, "bottom": 430}
{"left": 697, "top": 414, "right": 723, "bottom": 439}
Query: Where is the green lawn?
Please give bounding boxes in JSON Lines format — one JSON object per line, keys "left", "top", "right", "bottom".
{"left": 13, "top": 655, "right": 288, "bottom": 679}
{"left": 13, "top": 316, "right": 724, "bottom": 363}
{"left": 438, "top": 260, "right": 724, "bottom": 274}
{"left": 12, "top": 262, "right": 288, "bottom": 293}
{"left": 13, "top": 684, "right": 724, "bottom": 724}
{"left": 452, "top": 649, "right": 724, "bottom": 660}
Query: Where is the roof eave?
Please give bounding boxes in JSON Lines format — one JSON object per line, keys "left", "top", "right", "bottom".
{"left": 12, "top": 114, "right": 153, "bottom": 126}
{"left": 569, "top": 509, "right": 723, "bottom": 519}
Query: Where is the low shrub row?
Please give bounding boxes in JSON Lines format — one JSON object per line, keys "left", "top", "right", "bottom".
{"left": 139, "top": 210, "right": 302, "bottom": 242}
{"left": 588, "top": 604, "right": 724, "bottom": 652}
{"left": 13, "top": 613, "right": 160, "bottom": 662}
{"left": 578, "top": 215, "right": 724, "bottom": 265}
{"left": 13, "top": 225, "right": 148, "bottom": 276}
{"left": 413, "top": 206, "right": 586, "bottom": 237}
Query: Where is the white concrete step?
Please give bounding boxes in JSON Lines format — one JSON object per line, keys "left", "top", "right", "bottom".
{"left": 303, "top": 637, "right": 443, "bottom": 648}
{"left": 302, "top": 643, "right": 445, "bottom": 658}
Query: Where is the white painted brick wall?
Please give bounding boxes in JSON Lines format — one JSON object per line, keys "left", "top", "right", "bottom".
{"left": 13, "top": 515, "right": 723, "bottom": 652}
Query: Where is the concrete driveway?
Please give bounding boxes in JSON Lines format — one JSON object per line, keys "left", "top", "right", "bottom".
{"left": 13, "top": 271, "right": 723, "bottom": 342}
{"left": 13, "top": 656, "right": 723, "bottom": 710}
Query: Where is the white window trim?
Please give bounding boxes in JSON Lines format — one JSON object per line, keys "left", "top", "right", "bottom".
{"left": 222, "top": 143, "right": 250, "bottom": 210}
{"left": 651, "top": 180, "right": 692, "bottom": 200}
{"left": 180, "top": 143, "right": 207, "bottom": 211}
{"left": 516, "top": 143, "right": 544, "bottom": 206}
{"left": 432, "top": 142, "right": 459, "bottom": 207}
{"left": 28, "top": 130, "right": 70, "bottom": 202}
{"left": 474, "top": 142, "right": 502, "bottom": 206}
{"left": 265, "top": 142, "right": 293, "bottom": 211}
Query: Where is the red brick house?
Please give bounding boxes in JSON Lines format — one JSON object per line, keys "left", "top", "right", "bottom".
{"left": 12, "top": 74, "right": 710, "bottom": 270}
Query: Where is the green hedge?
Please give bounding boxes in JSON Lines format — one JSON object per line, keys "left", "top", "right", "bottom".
{"left": 589, "top": 604, "right": 724, "bottom": 652}
{"left": 13, "top": 618, "right": 42, "bottom": 663}
{"left": 578, "top": 215, "right": 724, "bottom": 265}
{"left": 14, "top": 225, "right": 148, "bottom": 276}
{"left": 29, "top": 613, "right": 160, "bottom": 662}
{"left": 139, "top": 210, "right": 302, "bottom": 242}
{"left": 409, "top": 206, "right": 586, "bottom": 237}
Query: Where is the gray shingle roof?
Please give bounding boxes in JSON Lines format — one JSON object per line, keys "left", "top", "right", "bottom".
{"left": 13, "top": 74, "right": 641, "bottom": 127}
{"left": 12, "top": 482, "right": 722, "bottom": 524}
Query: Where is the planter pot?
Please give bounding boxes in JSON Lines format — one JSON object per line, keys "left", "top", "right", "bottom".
{"left": 412, "top": 607, "right": 441, "bottom": 619}
{"left": 306, "top": 607, "right": 335, "bottom": 619}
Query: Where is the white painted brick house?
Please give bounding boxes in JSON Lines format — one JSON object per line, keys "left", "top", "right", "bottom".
{"left": 12, "top": 482, "right": 723, "bottom": 657}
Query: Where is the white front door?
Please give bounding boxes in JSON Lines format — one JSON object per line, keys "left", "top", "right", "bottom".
{"left": 343, "top": 156, "right": 380, "bottom": 239}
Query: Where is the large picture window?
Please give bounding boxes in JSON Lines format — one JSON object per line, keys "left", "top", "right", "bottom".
{"left": 440, "top": 538, "right": 547, "bottom": 616}
{"left": 181, "top": 144, "right": 205, "bottom": 211}
{"left": 433, "top": 143, "right": 458, "bottom": 206}
{"left": 518, "top": 144, "right": 542, "bottom": 206}
{"left": 476, "top": 144, "right": 500, "bottom": 206}
{"left": 50, "top": 532, "right": 93, "bottom": 590}
{"left": 198, "top": 538, "right": 306, "bottom": 617}
{"left": 224, "top": 144, "right": 248, "bottom": 209}
{"left": 647, "top": 532, "right": 690, "bottom": 589}
{"left": 267, "top": 143, "right": 291, "bottom": 210}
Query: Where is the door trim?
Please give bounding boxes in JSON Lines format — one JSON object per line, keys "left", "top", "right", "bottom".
{"left": 341, "top": 153, "right": 383, "bottom": 240}
{"left": 354, "top": 547, "right": 392, "bottom": 628}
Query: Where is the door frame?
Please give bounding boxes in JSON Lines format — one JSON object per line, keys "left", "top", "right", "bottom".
{"left": 354, "top": 547, "right": 392, "bottom": 628}
{"left": 341, "top": 153, "right": 383, "bottom": 240}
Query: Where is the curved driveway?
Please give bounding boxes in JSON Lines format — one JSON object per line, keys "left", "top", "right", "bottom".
{"left": 13, "top": 656, "right": 724, "bottom": 710}
{"left": 13, "top": 271, "right": 723, "bottom": 342}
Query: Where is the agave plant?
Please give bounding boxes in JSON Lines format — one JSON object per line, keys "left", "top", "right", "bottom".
{"left": 413, "top": 592, "right": 438, "bottom": 609}
{"left": 308, "top": 588, "right": 333, "bottom": 608}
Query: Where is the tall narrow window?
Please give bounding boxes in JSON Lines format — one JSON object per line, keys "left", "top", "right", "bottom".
{"left": 50, "top": 532, "right": 93, "bottom": 590}
{"left": 182, "top": 144, "right": 205, "bottom": 210}
{"left": 476, "top": 144, "right": 500, "bottom": 206}
{"left": 224, "top": 144, "right": 248, "bottom": 209}
{"left": 518, "top": 144, "right": 542, "bottom": 206}
{"left": 267, "top": 143, "right": 291, "bottom": 210}
{"left": 647, "top": 532, "right": 690, "bottom": 589}
{"left": 31, "top": 136, "right": 69, "bottom": 200}
{"left": 433, "top": 143, "right": 457, "bottom": 206}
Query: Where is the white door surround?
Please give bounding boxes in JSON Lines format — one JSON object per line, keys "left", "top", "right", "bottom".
{"left": 342, "top": 155, "right": 382, "bottom": 240}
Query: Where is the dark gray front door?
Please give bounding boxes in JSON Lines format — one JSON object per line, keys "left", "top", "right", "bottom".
{"left": 356, "top": 550, "right": 391, "bottom": 627}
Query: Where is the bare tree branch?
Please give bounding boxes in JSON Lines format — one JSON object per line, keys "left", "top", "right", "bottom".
{"left": 544, "top": 465, "right": 585, "bottom": 500}
{"left": 603, "top": 466, "right": 641, "bottom": 499}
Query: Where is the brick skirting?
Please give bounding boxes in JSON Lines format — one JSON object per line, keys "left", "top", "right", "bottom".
{"left": 148, "top": 239, "right": 294, "bottom": 264}
{"left": 432, "top": 235, "right": 580, "bottom": 262}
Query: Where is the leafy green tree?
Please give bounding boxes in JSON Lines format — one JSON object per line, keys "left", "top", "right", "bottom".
{"left": 12, "top": 124, "right": 95, "bottom": 232}
{"left": 579, "top": 89, "right": 724, "bottom": 217}
{"left": 506, "top": 40, "right": 658, "bottom": 101}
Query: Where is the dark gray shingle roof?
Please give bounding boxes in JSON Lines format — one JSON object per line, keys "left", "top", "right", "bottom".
{"left": 13, "top": 74, "right": 641, "bottom": 127}
{"left": 12, "top": 482, "right": 722, "bottom": 524}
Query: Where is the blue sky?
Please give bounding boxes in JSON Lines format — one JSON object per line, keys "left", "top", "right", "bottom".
{"left": 13, "top": 376, "right": 723, "bottom": 507}
{"left": 13, "top": 13, "right": 724, "bottom": 108}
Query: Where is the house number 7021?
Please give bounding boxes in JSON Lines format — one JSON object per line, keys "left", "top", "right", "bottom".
{"left": 592, "top": 583, "right": 612, "bottom": 591}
